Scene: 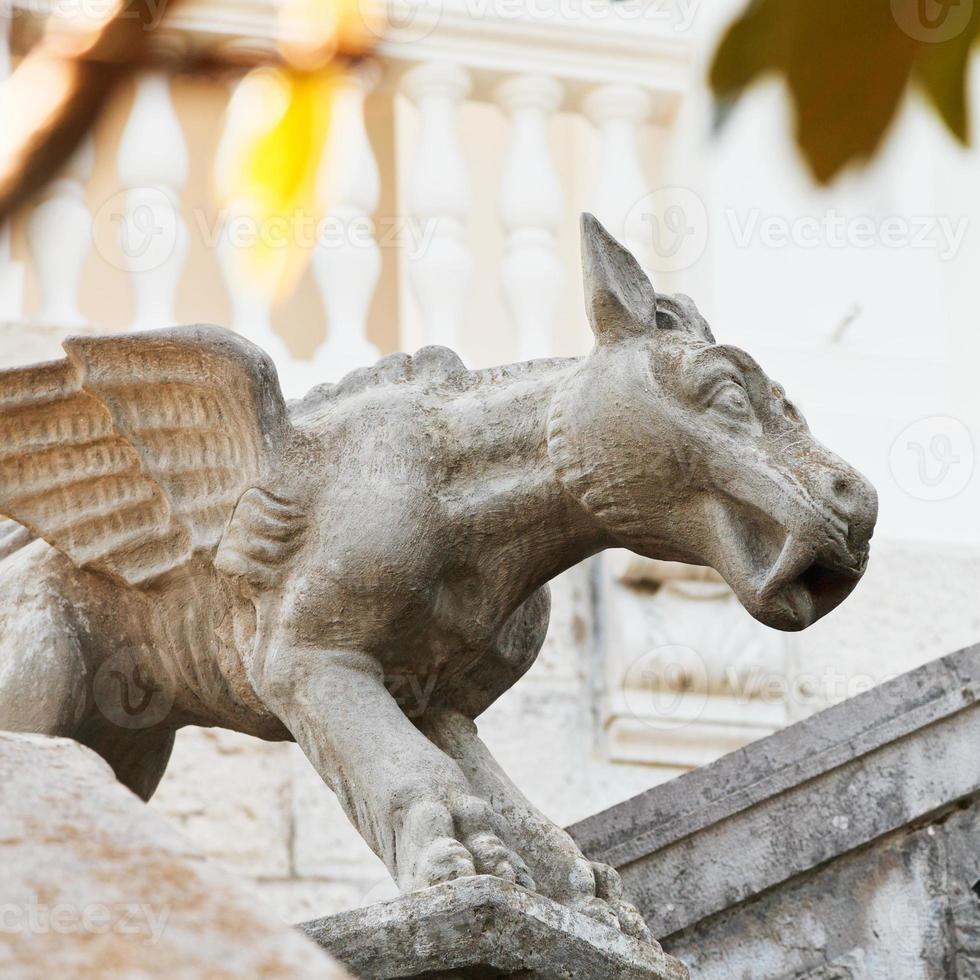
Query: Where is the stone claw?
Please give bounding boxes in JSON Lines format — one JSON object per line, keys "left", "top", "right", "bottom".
{"left": 590, "top": 861, "right": 655, "bottom": 945}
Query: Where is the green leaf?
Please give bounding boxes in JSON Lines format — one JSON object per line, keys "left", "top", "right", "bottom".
{"left": 710, "top": 0, "right": 791, "bottom": 99}
{"left": 914, "top": 9, "right": 980, "bottom": 144}
{"left": 784, "top": 3, "right": 918, "bottom": 182}
{"left": 710, "top": 0, "right": 925, "bottom": 183}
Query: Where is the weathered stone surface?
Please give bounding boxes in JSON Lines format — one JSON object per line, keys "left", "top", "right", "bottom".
{"left": 301, "top": 875, "right": 689, "bottom": 979}
{"left": 0, "top": 731, "right": 346, "bottom": 979}
{"left": 666, "top": 820, "right": 955, "bottom": 978}
{"left": 569, "top": 643, "right": 980, "bottom": 978}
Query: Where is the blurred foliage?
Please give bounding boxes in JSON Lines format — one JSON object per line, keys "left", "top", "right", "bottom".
{"left": 214, "top": 0, "right": 379, "bottom": 297}
{"left": 0, "top": 0, "right": 380, "bottom": 299}
{"left": 216, "top": 68, "right": 339, "bottom": 298}
{"left": 710, "top": 0, "right": 980, "bottom": 183}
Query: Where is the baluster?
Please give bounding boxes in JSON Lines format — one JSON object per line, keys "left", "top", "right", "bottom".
{"left": 310, "top": 62, "right": 382, "bottom": 379}
{"left": 117, "top": 72, "right": 189, "bottom": 330}
{"left": 584, "top": 84, "right": 653, "bottom": 269}
{"left": 0, "top": 15, "right": 23, "bottom": 320}
{"left": 215, "top": 214, "right": 284, "bottom": 355}
{"left": 402, "top": 62, "right": 473, "bottom": 353}
{"left": 495, "top": 74, "right": 564, "bottom": 361}
{"left": 26, "top": 139, "right": 94, "bottom": 326}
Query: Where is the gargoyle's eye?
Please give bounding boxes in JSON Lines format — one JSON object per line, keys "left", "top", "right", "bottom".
{"left": 783, "top": 400, "right": 802, "bottom": 424}
{"left": 708, "top": 380, "right": 752, "bottom": 419}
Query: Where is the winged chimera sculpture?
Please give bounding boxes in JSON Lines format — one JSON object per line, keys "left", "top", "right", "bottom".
{"left": 0, "top": 215, "right": 876, "bottom": 941}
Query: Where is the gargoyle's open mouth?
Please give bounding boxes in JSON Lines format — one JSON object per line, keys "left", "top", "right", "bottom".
{"left": 756, "top": 531, "right": 868, "bottom": 630}
{"left": 710, "top": 500, "right": 870, "bottom": 631}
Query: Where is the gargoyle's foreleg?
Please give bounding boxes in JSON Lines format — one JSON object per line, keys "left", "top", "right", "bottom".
{"left": 254, "top": 648, "right": 535, "bottom": 892}
{"left": 419, "top": 708, "right": 653, "bottom": 942}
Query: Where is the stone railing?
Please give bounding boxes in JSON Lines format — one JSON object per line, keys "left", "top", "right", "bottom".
{"left": 1, "top": 0, "right": 693, "bottom": 395}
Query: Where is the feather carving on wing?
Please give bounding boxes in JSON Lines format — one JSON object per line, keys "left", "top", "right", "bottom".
{"left": 0, "top": 325, "right": 291, "bottom": 586}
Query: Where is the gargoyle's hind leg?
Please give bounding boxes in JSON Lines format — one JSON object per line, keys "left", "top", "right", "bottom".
{"left": 420, "top": 709, "right": 654, "bottom": 943}
{"left": 255, "top": 647, "right": 536, "bottom": 893}
{"left": 0, "top": 544, "right": 175, "bottom": 802}
{"left": 0, "top": 552, "right": 88, "bottom": 737}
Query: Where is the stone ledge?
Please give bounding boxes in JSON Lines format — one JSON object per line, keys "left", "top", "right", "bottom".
{"left": 568, "top": 642, "right": 980, "bottom": 939}
{"left": 300, "top": 875, "right": 689, "bottom": 979}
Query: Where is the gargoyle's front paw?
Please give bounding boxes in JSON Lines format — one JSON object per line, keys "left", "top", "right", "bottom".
{"left": 589, "top": 861, "right": 656, "bottom": 946}
{"left": 397, "top": 795, "right": 535, "bottom": 892}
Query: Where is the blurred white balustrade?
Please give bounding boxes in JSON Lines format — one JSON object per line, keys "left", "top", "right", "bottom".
{"left": 1, "top": 0, "right": 689, "bottom": 395}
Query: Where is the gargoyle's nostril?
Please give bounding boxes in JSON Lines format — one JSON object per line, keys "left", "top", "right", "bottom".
{"left": 826, "top": 471, "right": 871, "bottom": 517}
{"left": 823, "top": 474, "right": 856, "bottom": 520}
{"left": 821, "top": 469, "right": 876, "bottom": 551}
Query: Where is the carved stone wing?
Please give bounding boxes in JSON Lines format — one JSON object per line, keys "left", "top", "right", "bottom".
{"left": 0, "top": 325, "right": 290, "bottom": 586}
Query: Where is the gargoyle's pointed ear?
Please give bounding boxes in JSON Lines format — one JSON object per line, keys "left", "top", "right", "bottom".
{"left": 581, "top": 212, "right": 657, "bottom": 343}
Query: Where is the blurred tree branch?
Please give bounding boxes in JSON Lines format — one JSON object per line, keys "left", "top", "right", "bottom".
{"left": 0, "top": 0, "right": 173, "bottom": 223}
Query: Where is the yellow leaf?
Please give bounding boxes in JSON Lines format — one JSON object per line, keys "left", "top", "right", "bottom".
{"left": 214, "top": 67, "right": 339, "bottom": 300}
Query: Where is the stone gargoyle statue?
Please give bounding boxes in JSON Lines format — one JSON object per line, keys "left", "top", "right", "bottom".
{"left": 0, "top": 214, "right": 876, "bottom": 942}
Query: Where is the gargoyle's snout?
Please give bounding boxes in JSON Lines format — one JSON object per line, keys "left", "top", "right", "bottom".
{"left": 712, "top": 453, "right": 878, "bottom": 634}
{"left": 756, "top": 461, "right": 877, "bottom": 632}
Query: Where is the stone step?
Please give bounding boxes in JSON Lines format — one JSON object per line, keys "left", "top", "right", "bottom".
{"left": 301, "top": 874, "right": 688, "bottom": 980}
